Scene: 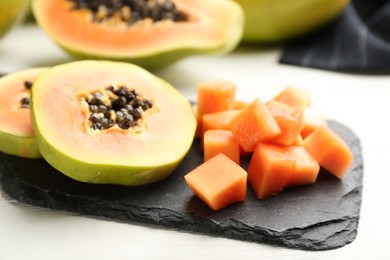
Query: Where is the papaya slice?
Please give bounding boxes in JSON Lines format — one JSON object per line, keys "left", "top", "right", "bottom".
{"left": 202, "top": 109, "right": 240, "bottom": 136}
{"left": 184, "top": 153, "right": 247, "bottom": 211}
{"left": 265, "top": 99, "right": 304, "bottom": 146}
{"left": 303, "top": 126, "right": 353, "bottom": 179}
{"left": 273, "top": 86, "right": 311, "bottom": 113}
{"left": 229, "top": 98, "right": 281, "bottom": 152}
{"left": 31, "top": 60, "right": 196, "bottom": 186}
{"left": 0, "top": 68, "right": 47, "bottom": 158}
{"left": 32, "top": 0, "right": 244, "bottom": 70}
{"left": 203, "top": 129, "right": 240, "bottom": 164}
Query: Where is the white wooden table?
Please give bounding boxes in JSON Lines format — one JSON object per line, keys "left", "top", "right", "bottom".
{"left": 0, "top": 24, "right": 389, "bottom": 259}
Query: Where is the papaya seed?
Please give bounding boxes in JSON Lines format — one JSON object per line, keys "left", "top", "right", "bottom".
{"left": 67, "top": 0, "right": 187, "bottom": 26}
{"left": 80, "top": 84, "right": 153, "bottom": 131}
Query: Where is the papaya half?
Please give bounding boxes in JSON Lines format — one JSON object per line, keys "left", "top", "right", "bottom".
{"left": 31, "top": 60, "right": 196, "bottom": 186}
{"left": 0, "top": 67, "right": 47, "bottom": 159}
{"left": 235, "top": 0, "right": 350, "bottom": 43}
{"left": 0, "top": 0, "right": 29, "bottom": 40}
{"left": 32, "top": 0, "right": 244, "bottom": 70}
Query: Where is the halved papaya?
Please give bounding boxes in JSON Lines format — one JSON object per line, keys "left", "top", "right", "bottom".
{"left": 31, "top": 60, "right": 196, "bottom": 186}
{"left": 0, "top": 67, "right": 47, "bottom": 158}
{"left": 32, "top": 0, "right": 244, "bottom": 70}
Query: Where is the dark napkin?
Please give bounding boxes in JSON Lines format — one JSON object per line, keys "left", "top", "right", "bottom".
{"left": 280, "top": 0, "right": 390, "bottom": 73}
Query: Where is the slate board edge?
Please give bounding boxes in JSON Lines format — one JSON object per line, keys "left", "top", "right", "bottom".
{"left": 0, "top": 120, "right": 363, "bottom": 251}
{"left": 0, "top": 168, "right": 359, "bottom": 251}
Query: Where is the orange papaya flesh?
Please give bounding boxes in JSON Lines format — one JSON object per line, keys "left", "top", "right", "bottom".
{"left": 0, "top": 68, "right": 47, "bottom": 158}
{"left": 233, "top": 100, "right": 250, "bottom": 109}
{"left": 202, "top": 109, "right": 240, "bottom": 136}
{"left": 303, "top": 126, "right": 353, "bottom": 179}
{"left": 248, "top": 143, "right": 296, "bottom": 199}
{"left": 265, "top": 99, "right": 304, "bottom": 146}
{"left": 184, "top": 153, "right": 247, "bottom": 211}
{"left": 203, "top": 130, "right": 240, "bottom": 165}
{"left": 291, "top": 134, "right": 304, "bottom": 146}
{"left": 273, "top": 86, "right": 310, "bottom": 112}
{"left": 287, "top": 146, "right": 320, "bottom": 187}
{"left": 197, "top": 80, "right": 236, "bottom": 117}
{"left": 31, "top": 60, "right": 196, "bottom": 186}
{"left": 229, "top": 98, "right": 281, "bottom": 152}
{"left": 301, "top": 107, "right": 328, "bottom": 139}
{"left": 32, "top": 0, "right": 244, "bottom": 69}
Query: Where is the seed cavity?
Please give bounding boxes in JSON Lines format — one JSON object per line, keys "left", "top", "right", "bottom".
{"left": 67, "top": 0, "right": 187, "bottom": 26}
{"left": 80, "top": 84, "right": 153, "bottom": 131}
{"left": 20, "top": 80, "right": 33, "bottom": 109}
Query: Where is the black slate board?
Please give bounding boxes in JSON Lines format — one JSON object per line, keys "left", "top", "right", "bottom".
{"left": 0, "top": 120, "right": 363, "bottom": 250}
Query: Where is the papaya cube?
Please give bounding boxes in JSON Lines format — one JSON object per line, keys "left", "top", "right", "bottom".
{"left": 229, "top": 98, "right": 281, "bottom": 152}
{"left": 287, "top": 146, "right": 320, "bottom": 187}
{"left": 184, "top": 153, "right": 247, "bottom": 211}
{"left": 265, "top": 99, "right": 304, "bottom": 146}
{"left": 304, "top": 126, "right": 353, "bottom": 179}
{"left": 248, "top": 143, "right": 295, "bottom": 199}
{"left": 202, "top": 109, "right": 240, "bottom": 136}
{"left": 204, "top": 130, "right": 240, "bottom": 164}
{"left": 273, "top": 86, "right": 311, "bottom": 112}
{"left": 292, "top": 134, "right": 304, "bottom": 146}
{"left": 301, "top": 107, "right": 328, "bottom": 138}
{"left": 233, "top": 100, "right": 250, "bottom": 109}
{"left": 197, "top": 80, "right": 236, "bottom": 117}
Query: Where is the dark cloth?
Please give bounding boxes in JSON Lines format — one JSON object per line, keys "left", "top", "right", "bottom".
{"left": 280, "top": 0, "right": 390, "bottom": 74}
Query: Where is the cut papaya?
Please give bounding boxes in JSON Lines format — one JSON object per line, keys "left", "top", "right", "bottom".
{"left": 265, "top": 99, "right": 304, "bottom": 146}
{"left": 202, "top": 109, "right": 240, "bottom": 136}
{"left": 303, "top": 126, "right": 353, "bottom": 179}
{"left": 203, "top": 130, "right": 240, "bottom": 164}
{"left": 229, "top": 98, "right": 281, "bottom": 152}
{"left": 32, "top": 0, "right": 244, "bottom": 70}
{"left": 273, "top": 86, "right": 310, "bottom": 113}
{"left": 248, "top": 143, "right": 295, "bottom": 199}
{"left": 301, "top": 107, "right": 328, "bottom": 138}
{"left": 0, "top": 67, "right": 47, "bottom": 158}
{"left": 287, "top": 146, "right": 320, "bottom": 187}
{"left": 31, "top": 60, "right": 196, "bottom": 186}
{"left": 184, "top": 153, "right": 247, "bottom": 211}
{"left": 197, "top": 80, "right": 236, "bottom": 117}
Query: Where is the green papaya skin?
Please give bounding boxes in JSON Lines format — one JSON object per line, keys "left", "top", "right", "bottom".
{"left": 32, "top": 0, "right": 244, "bottom": 70}
{"left": 0, "top": 131, "right": 40, "bottom": 159}
{"left": 31, "top": 60, "right": 197, "bottom": 186}
{"left": 0, "top": 68, "right": 47, "bottom": 159}
{"left": 0, "top": 0, "right": 29, "bottom": 40}
{"left": 236, "top": 0, "right": 350, "bottom": 43}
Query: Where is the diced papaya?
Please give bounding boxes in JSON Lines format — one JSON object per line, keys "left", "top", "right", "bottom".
{"left": 202, "top": 109, "right": 240, "bottom": 136}
{"left": 204, "top": 130, "right": 240, "bottom": 164}
{"left": 265, "top": 99, "right": 304, "bottom": 146}
{"left": 301, "top": 107, "right": 328, "bottom": 139}
{"left": 303, "top": 126, "right": 353, "bottom": 179}
{"left": 184, "top": 153, "right": 247, "bottom": 211}
{"left": 287, "top": 146, "right": 320, "bottom": 187}
{"left": 248, "top": 143, "right": 295, "bottom": 199}
{"left": 229, "top": 98, "right": 281, "bottom": 152}
{"left": 197, "top": 80, "right": 236, "bottom": 117}
{"left": 273, "top": 86, "right": 310, "bottom": 112}
{"left": 292, "top": 134, "right": 304, "bottom": 146}
{"left": 234, "top": 100, "right": 250, "bottom": 109}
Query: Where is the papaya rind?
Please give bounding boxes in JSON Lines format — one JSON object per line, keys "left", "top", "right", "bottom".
{"left": 31, "top": 60, "right": 196, "bottom": 186}
{"left": 32, "top": 0, "right": 244, "bottom": 70}
{"left": 0, "top": 130, "right": 41, "bottom": 159}
{"left": 0, "top": 0, "right": 29, "bottom": 40}
{"left": 236, "top": 0, "right": 350, "bottom": 43}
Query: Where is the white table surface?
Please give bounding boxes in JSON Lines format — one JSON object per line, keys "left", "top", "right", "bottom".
{"left": 1, "top": 24, "right": 389, "bottom": 260}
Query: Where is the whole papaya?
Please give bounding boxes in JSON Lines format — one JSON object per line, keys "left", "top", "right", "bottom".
{"left": 236, "top": 0, "right": 350, "bottom": 43}
{"left": 0, "top": 0, "right": 29, "bottom": 40}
